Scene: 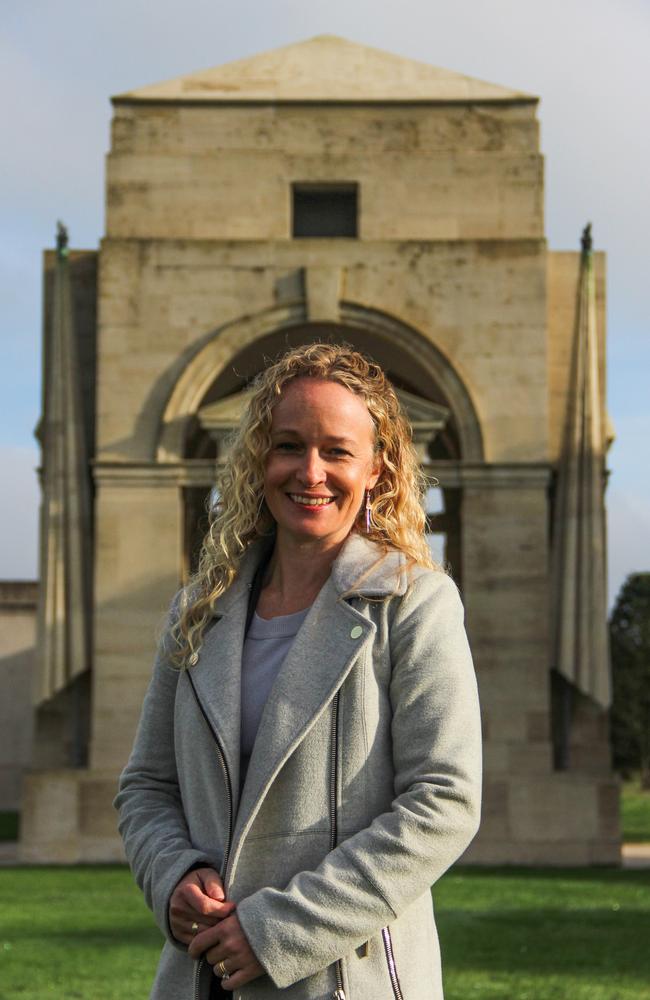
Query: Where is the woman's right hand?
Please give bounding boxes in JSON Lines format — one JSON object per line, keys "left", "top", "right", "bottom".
{"left": 169, "top": 867, "right": 236, "bottom": 945}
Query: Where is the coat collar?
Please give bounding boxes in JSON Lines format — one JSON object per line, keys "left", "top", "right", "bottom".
{"left": 330, "top": 532, "right": 409, "bottom": 598}
{"left": 212, "top": 530, "right": 409, "bottom": 612}
{"left": 185, "top": 532, "right": 407, "bottom": 876}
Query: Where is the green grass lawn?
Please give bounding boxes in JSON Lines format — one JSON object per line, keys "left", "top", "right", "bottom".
{"left": 0, "top": 867, "right": 649, "bottom": 1000}
{"left": 621, "top": 776, "right": 650, "bottom": 842}
{"left": 436, "top": 867, "right": 650, "bottom": 1000}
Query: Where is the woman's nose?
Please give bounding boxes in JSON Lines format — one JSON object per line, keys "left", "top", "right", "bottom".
{"left": 297, "top": 448, "right": 325, "bottom": 485}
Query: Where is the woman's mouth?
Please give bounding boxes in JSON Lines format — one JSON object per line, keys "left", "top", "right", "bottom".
{"left": 288, "top": 494, "right": 335, "bottom": 507}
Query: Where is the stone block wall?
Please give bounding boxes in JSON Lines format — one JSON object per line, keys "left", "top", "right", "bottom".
{"left": 107, "top": 102, "right": 542, "bottom": 241}
{"left": 0, "top": 582, "right": 37, "bottom": 811}
{"left": 19, "top": 63, "right": 619, "bottom": 864}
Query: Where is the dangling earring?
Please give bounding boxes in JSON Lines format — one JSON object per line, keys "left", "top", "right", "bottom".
{"left": 364, "top": 489, "right": 372, "bottom": 533}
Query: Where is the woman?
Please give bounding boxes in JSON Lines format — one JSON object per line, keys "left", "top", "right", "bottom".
{"left": 116, "top": 343, "right": 482, "bottom": 1000}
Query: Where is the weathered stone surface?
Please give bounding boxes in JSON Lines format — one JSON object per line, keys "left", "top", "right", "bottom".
{"left": 20, "top": 36, "right": 617, "bottom": 864}
{"left": 0, "top": 583, "right": 37, "bottom": 811}
{"left": 547, "top": 250, "right": 607, "bottom": 461}
{"left": 20, "top": 770, "right": 125, "bottom": 863}
{"left": 94, "top": 239, "right": 548, "bottom": 465}
{"left": 115, "top": 36, "right": 534, "bottom": 104}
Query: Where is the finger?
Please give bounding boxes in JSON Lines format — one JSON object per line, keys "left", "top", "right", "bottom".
{"left": 188, "top": 922, "right": 222, "bottom": 960}
{"left": 204, "top": 933, "right": 246, "bottom": 968}
{"left": 171, "top": 915, "right": 221, "bottom": 949}
{"left": 218, "top": 950, "right": 265, "bottom": 990}
{"left": 219, "top": 970, "right": 236, "bottom": 992}
{"left": 170, "top": 909, "right": 196, "bottom": 946}
{"left": 169, "top": 900, "right": 224, "bottom": 938}
{"left": 170, "top": 892, "right": 206, "bottom": 924}
{"left": 194, "top": 898, "right": 235, "bottom": 921}
{"left": 204, "top": 934, "right": 240, "bottom": 967}
{"left": 189, "top": 919, "right": 205, "bottom": 940}
{"left": 184, "top": 885, "right": 236, "bottom": 920}
{"left": 220, "top": 967, "right": 250, "bottom": 991}
{"left": 198, "top": 870, "right": 226, "bottom": 901}
{"left": 213, "top": 958, "right": 232, "bottom": 979}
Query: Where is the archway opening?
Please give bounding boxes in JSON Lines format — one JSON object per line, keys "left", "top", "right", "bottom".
{"left": 181, "top": 320, "right": 470, "bottom": 583}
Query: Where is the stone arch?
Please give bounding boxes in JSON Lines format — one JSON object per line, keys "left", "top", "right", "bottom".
{"left": 157, "top": 301, "right": 484, "bottom": 462}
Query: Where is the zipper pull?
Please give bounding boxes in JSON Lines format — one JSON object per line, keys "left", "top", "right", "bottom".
{"left": 333, "top": 991, "right": 347, "bottom": 1000}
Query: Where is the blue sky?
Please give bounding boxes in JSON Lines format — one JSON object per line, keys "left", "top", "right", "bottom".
{"left": 1, "top": 0, "right": 648, "bottom": 605}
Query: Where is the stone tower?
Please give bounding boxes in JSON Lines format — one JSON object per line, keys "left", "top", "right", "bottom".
{"left": 21, "top": 36, "right": 617, "bottom": 863}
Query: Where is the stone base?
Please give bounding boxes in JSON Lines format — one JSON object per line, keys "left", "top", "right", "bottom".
{"left": 19, "top": 767, "right": 622, "bottom": 866}
{"left": 463, "top": 837, "right": 621, "bottom": 866}
{"left": 19, "top": 769, "right": 126, "bottom": 864}
{"left": 463, "top": 771, "right": 622, "bottom": 866}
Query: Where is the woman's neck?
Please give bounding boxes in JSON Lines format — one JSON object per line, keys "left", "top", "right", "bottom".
{"left": 256, "top": 534, "right": 344, "bottom": 618}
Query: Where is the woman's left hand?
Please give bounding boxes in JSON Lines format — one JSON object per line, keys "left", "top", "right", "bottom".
{"left": 189, "top": 911, "right": 265, "bottom": 990}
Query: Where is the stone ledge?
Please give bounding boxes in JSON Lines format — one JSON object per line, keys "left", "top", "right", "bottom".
{"left": 19, "top": 769, "right": 125, "bottom": 864}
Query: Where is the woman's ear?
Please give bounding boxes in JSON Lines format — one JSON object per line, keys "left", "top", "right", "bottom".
{"left": 367, "top": 455, "right": 383, "bottom": 491}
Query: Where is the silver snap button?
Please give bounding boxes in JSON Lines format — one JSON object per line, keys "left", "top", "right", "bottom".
{"left": 350, "top": 625, "right": 363, "bottom": 639}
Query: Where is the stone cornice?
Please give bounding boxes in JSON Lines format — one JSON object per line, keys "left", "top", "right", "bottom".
{"left": 93, "top": 461, "right": 215, "bottom": 487}
{"left": 425, "top": 461, "right": 551, "bottom": 488}
{"left": 93, "top": 460, "right": 551, "bottom": 490}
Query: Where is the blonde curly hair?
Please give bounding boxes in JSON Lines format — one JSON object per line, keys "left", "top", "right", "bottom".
{"left": 170, "top": 342, "right": 434, "bottom": 666}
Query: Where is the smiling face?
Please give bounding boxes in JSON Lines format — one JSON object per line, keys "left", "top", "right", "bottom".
{"left": 263, "top": 378, "right": 382, "bottom": 551}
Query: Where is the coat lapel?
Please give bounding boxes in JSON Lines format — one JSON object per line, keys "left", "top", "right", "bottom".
{"left": 185, "top": 532, "right": 407, "bottom": 871}
{"left": 187, "top": 600, "right": 245, "bottom": 808}
{"left": 184, "top": 541, "right": 271, "bottom": 810}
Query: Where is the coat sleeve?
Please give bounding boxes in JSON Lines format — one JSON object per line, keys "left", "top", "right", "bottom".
{"left": 236, "top": 571, "right": 482, "bottom": 989}
{"left": 113, "top": 624, "right": 220, "bottom": 947}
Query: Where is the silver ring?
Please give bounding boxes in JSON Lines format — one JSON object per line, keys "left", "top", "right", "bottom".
{"left": 191, "top": 922, "right": 199, "bottom": 935}
{"left": 217, "top": 960, "right": 229, "bottom": 978}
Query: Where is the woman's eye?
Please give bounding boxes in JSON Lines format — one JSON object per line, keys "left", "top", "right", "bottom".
{"left": 276, "top": 441, "right": 299, "bottom": 451}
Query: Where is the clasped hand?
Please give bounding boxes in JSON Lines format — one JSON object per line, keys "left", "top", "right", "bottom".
{"left": 169, "top": 867, "right": 264, "bottom": 990}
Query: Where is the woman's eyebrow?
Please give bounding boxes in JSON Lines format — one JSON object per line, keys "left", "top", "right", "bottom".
{"left": 272, "top": 429, "right": 356, "bottom": 445}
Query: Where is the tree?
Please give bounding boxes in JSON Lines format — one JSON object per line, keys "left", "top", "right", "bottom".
{"left": 610, "top": 573, "right": 650, "bottom": 788}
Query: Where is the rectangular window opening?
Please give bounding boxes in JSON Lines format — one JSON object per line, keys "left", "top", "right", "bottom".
{"left": 292, "top": 183, "right": 358, "bottom": 238}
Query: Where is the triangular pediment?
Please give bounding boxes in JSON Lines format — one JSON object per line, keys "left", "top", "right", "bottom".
{"left": 198, "top": 385, "right": 449, "bottom": 440}
{"left": 396, "top": 388, "right": 450, "bottom": 438}
{"left": 115, "top": 35, "right": 534, "bottom": 104}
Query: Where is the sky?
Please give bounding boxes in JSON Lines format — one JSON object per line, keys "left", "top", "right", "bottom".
{"left": 1, "top": 0, "right": 649, "bottom": 606}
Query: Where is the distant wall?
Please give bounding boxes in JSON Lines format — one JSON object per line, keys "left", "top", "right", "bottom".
{"left": 0, "top": 582, "right": 37, "bottom": 812}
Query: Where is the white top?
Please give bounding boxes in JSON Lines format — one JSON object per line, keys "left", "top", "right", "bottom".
{"left": 240, "top": 606, "right": 311, "bottom": 784}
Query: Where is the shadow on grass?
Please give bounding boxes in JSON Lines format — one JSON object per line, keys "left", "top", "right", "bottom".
{"left": 451, "top": 866, "right": 650, "bottom": 888}
{"left": 3, "top": 926, "right": 163, "bottom": 947}
{"left": 438, "top": 906, "right": 650, "bottom": 978}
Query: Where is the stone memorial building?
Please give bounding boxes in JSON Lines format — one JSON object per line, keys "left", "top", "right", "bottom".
{"left": 19, "top": 36, "right": 617, "bottom": 863}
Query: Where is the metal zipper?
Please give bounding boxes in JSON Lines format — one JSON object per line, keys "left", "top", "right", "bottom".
{"left": 193, "top": 957, "right": 204, "bottom": 1000}
{"left": 186, "top": 670, "right": 234, "bottom": 1000}
{"left": 381, "top": 927, "right": 404, "bottom": 1000}
{"left": 329, "top": 691, "right": 347, "bottom": 1000}
{"left": 329, "top": 691, "right": 340, "bottom": 851}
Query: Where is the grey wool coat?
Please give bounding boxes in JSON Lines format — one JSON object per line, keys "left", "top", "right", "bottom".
{"left": 115, "top": 533, "right": 482, "bottom": 1000}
